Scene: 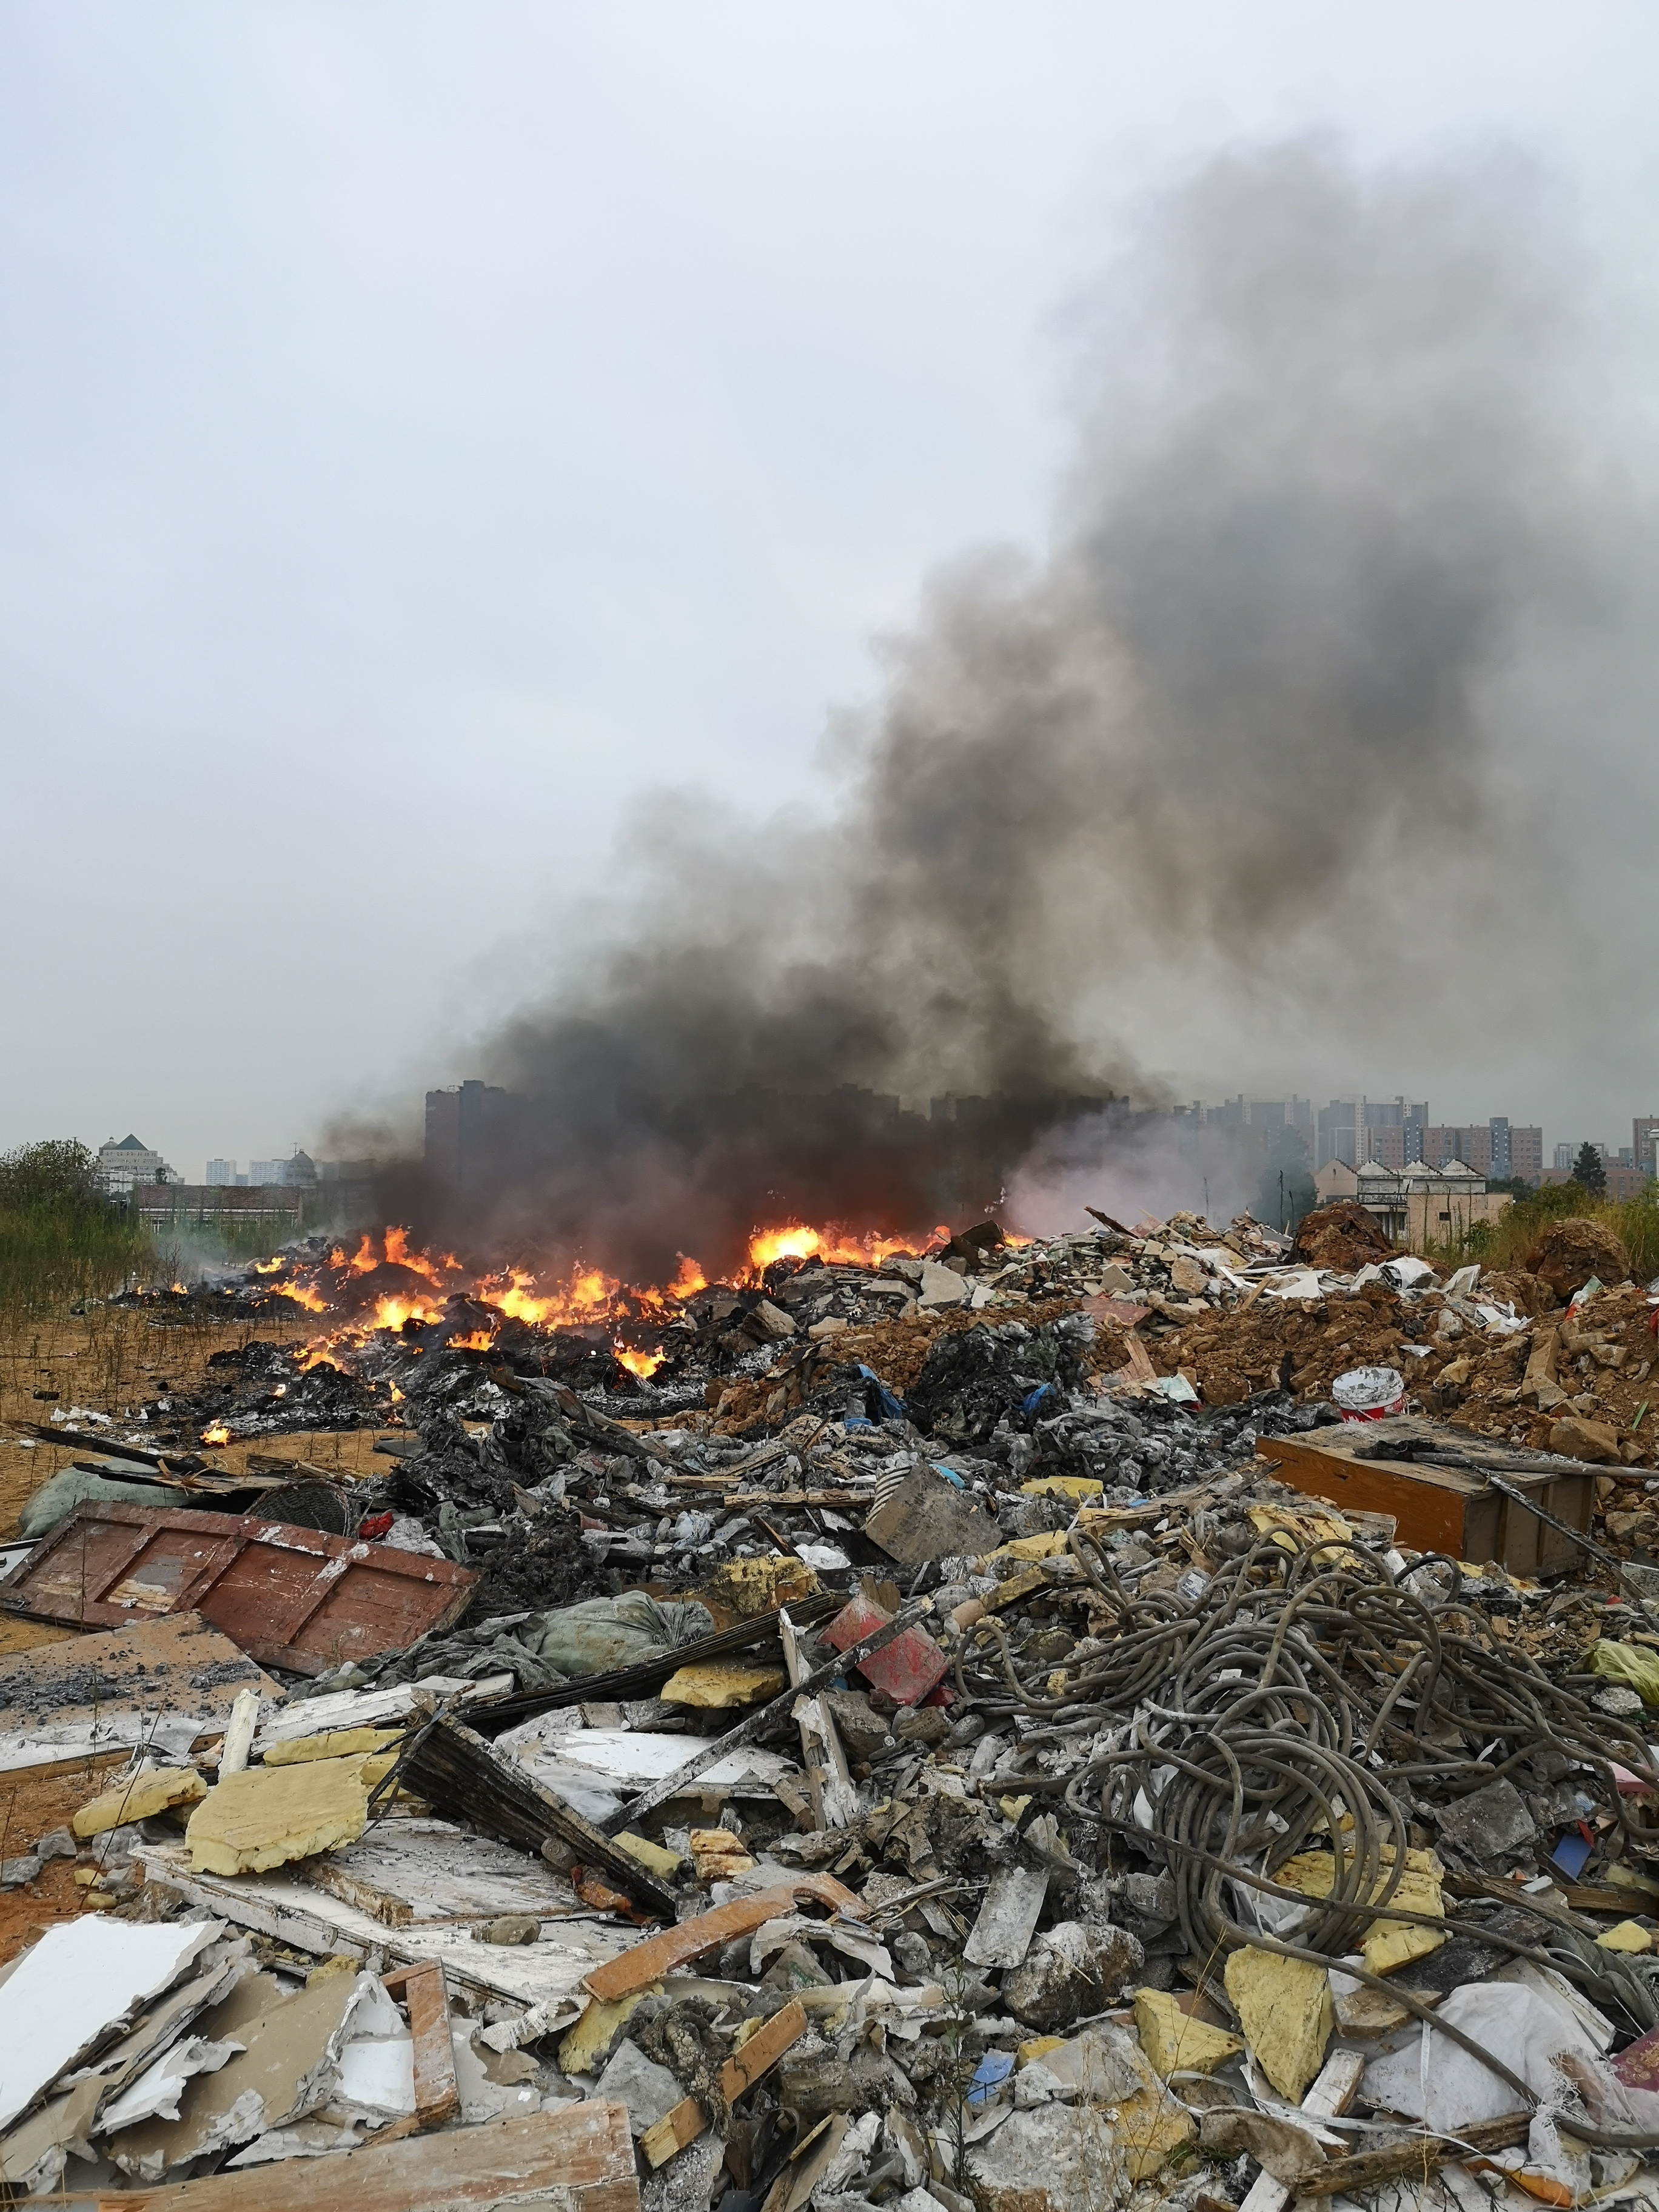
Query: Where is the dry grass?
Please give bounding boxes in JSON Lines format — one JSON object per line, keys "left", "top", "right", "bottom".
{"left": 1426, "top": 1179, "right": 1659, "bottom": 1280}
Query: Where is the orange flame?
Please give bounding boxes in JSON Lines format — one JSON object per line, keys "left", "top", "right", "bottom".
{"left": 617, "top": 1344, "right": 666, "bottom": 1381}
{"left": 746, "top": 1224, "right": 920, "bottom": 1274}
{"left": 450, "top": 1329, "right": 497, "bottom": 1352}
{"left": 201, "top": 1424, "right": 232, "bottom": 1446}
{"left": 671, "top": 1255, "right": 708, "bottom": 1298}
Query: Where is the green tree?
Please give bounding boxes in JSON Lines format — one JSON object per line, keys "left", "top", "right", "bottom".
{"left": 1257, "top": 1125, "right": 1315, "bottom": 1233}
{"left": 1573, "top": 1142, "right": 1607, "bottom": 1198}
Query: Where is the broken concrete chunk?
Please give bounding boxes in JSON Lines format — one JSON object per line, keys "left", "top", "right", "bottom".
{"left": 968, "top": 2102, "right": 1129, "bottom": 2212}
{"left": 185, "top": 1754, "right": 370, "bottom": 1875}
{"left": 964, "top": 1865, "right": 1049, "bottom": 1969}
{"left": 73, "top": 1764, "right": 208, "bottom": 1837}
{"left": 865, "top": 1468, "right": 999, "bottom": 1565}
{"left": 1434, "top": 1775, "right": 1537, "bottom": 1862}
{"left": 598, "top": 2037, "right": 686, "bottom": 2137}
{"left": 35, "top": 1827, "right": 76, "bottom": 1861}
{"left": 1002, "top": 1922, "right": 1144, "bottom": 2033}
{"left": 1223, "top": 1945, "right": 1332, "bottom": 2102}
{"left": 1131, "top": 1988, "right": 1245, "bottom": 2077}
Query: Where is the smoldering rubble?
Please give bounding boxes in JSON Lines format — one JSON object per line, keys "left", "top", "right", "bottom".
{"left": 7, "top": 1199, "right": 1659, "bottom": 2208}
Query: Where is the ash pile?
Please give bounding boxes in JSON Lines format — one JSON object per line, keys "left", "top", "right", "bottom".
{"left": 8, "top": 1212, "right": 1659, "bottom": 2207}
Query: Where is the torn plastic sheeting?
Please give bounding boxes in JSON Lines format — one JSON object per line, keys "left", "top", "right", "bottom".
{"left": 1361, "top": 1966, "right": 1612, "bottom": 2133}
{"left": 530, "top": 1593, "right": 715, "bottom": 1678}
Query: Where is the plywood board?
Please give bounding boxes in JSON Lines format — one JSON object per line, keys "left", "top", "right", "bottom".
{"left": 1255, "top": 1424, "right": 1594, "bottom": 1576}
{"left": 0, "top": 1505, "right": 475, "bottom": 1674}
{"left": 0, "top": 1613, "right": 281, "bottom": 1768}
{"left": 131, "top": 1837, "right": 640, "bottom": 2013}
{"left": 101, "top": 2100, "right": 639, "bottom": 2212}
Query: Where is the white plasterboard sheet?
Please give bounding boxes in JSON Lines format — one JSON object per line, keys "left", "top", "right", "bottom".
{"left": 309, "top": 1818, "right": 578, "bottom": 1922}
{"left": 0, "top": 1917, "right": 222, "bottom": 2131}
{"left": 497, "top": 1722, "right": 796, "bottom": 1794}
{"left": 252, "top": 1674, "right": 512, "bottom": 1753}
{"left": 132, "top": 1842, "right": 636, "bottom": 2009}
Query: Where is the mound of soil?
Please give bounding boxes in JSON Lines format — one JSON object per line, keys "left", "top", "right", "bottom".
{"left": 1525, "top": 1217, "right": 1631, "bottom": 1298}
{"left": 1293, "top": 1202, "right": 1395, "bottom": 1273}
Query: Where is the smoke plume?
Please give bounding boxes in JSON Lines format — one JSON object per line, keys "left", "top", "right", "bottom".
{"left": 382, "top": 138, "right": 1651, "bottom": 1276}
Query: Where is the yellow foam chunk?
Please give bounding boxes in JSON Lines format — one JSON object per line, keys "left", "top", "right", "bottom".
{"left": 1132, "top": 1988, "right": 1245, "bottom": 2077}
{"left": 709, "top": 1557, "right": 820, "bottom": 1617}
{"left": 1017, "top": 2036, "right": 1068, "bottom": 2066}
{"left": 262, "top": 1727, "right": 403, "bottom": 1765}
{"left": 1020, "top": 1476, "right": 1104, "bottom": 1502}
{"left": 1223, "top": 1946, "right": 1332, "bottom": 2102}
{"left": 184, "top": 1754, "right": 369, "bottom": 1875}
{"left": 1274, "top": 1844, "right": 1446, "bottom": 1976}
{"left": 73, "top": 1766, "right": 207, "bottom": 1838}
{"left": 558, "top": 1986, "right": 660, "bottom": 2077}
{"left": 660, "top": 1663, "right": 784, "bottom": 1709}
{"left": 1597, "top": 1920, "right": 1653, "bottom": 1952}
{"left": 988, "top": 1533, "right": 1073, "bottom": 1564}
{"left": 612, "top": 1831, "right": 683, "bottom": 1880}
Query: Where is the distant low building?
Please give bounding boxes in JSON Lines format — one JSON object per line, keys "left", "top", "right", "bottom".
{"left": 1313, "top": 1158, "right": 1511, "bottom": 1248}
{"left": 95, "top": 1135, "right": 174, "bottom": 1194}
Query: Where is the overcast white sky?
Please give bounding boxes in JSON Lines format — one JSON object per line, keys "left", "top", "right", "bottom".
{"left": 4, "top": 4, "right": 1658, "bottom": 1178}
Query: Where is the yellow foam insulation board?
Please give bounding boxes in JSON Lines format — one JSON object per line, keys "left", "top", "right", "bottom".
{"left": 1020, "top": 1476, "right": 1104, "bottom": 1502}
{"left": 261, "top": 1726, "right": 403, "bottom": 1765}
{"left": 73, "top": 1766, "right": 207, "bottom": 1838}
{"left": 660, "top": 1663, "right": 784, "bottom": 1709}
{"left": 708, "top": 1557, "right": 820, "bottom": 1616}
{"left": 560, "top": 1986, "right": 662, "bottom": 2077}
{"left": 1275, "top": 1844, "right": 1446, "bottom": 1976}
{"left": 1223, "top": 1945, "right": 1332, "bottom": 2102}
{"left": 1132, "top": 1988, "right": 1245, "bottom": 2077}
{"left": 185, "top": 1754, "right": 370, "bottom": 1875}
{"left": 613, "top": 1831, "right": 683, "bottom": 1880}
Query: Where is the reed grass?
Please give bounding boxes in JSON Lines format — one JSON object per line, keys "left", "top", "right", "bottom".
{"left": 0, "top": 1140, "right": 153, "bottom": 1321}
{"left": 1429, "top": 1176, "right": 1659, "bottom": 1280}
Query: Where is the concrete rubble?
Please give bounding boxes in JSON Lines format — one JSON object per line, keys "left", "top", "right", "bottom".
{"left": 7, "top": 1209, "right": 1659, "bottom": 2203}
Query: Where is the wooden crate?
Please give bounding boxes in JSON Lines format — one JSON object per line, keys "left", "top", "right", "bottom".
{"left": 1255, "top": 1419, "right": 1594, "bottom": 1577}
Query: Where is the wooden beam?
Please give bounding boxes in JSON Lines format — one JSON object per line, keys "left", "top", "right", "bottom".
{"left": 403, "top": 1715, "right": 678, "bottom": 1917}
{"left": 639, "top": 2000, "right": 810, "bottom": 2168}
{"left": 98, "top": 2102, "right": 639, "bottom": 2212}
{"left": 378, "top": 1960, "right": 460, "bottom": 2131}
{"left": 1295, "top": 2111, "right": 1532, "bottom": 2197}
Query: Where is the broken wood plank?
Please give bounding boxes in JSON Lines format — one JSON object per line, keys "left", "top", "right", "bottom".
{"left": 100, "top": 2100, "right": 639, "bottom": 2212}
{"left": 379, "top": 1960, "right": 460, "bottom": 2130}
{"left": 780, "top": 1606, "right": 857, "bottom": 1832}
{"left": 582, "top": 1878, "right": 865, "bottom": 2002}
{"left": 720, "top": 1997, "right": 808, "bottom": 2100}
{"left": 0, "top": 1503, "right": 476, "bottom": 1674}
{"left": 403, "top": 1715, "right": 678, "bottom": 1917}
{"left": 599, "top": 1600, "right": 933, "bottom": 1836}
{"left": 1295, "top": 2111, "right": 1532, "bottom": 2197}
{"left": 638, "top": 1999, "right": 810, "bottom": 2167}
{"left": 641, "top": 2094, "right": 708, "bottom": 2169}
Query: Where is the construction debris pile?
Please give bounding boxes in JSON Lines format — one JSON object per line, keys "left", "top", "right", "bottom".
{"left": 6, "top": 1207, "right": 1659, "bottom": 2210}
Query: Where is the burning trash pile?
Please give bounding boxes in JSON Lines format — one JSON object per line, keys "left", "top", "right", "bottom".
{"left": 7, "top": 1205, "right": 1659, "bottom": 2208}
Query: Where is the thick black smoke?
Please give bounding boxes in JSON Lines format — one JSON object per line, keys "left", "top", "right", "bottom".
{"left": 377, "top": 139, "right": 1643, "bottom": 1277}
